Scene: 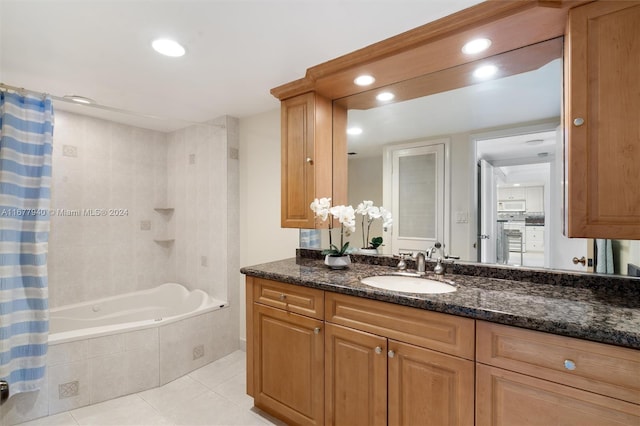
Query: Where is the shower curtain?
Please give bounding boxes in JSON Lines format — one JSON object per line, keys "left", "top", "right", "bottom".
{"left": 0, "top": 91, "right": 53, "bottom": 397}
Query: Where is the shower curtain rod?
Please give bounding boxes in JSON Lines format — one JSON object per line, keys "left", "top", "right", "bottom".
{"left": 0, "top": 82, "right": 225, "bottom": 129}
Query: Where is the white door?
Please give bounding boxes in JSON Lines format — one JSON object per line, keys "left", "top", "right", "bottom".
{"left": 383, "top": 141, "right": 447, "bottom": 254}
{"left": 479, "top": 159, "right": 497, "bottom": 263}
{"left": 550, "top": 125, "right": 590, "bottom": 271}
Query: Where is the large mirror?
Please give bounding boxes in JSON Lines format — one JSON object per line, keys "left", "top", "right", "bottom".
{"left": 339, "top": 38, "right": 640, "bottom": 276}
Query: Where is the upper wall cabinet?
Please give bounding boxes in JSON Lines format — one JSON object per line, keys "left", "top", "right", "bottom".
{"left": 281, "top": 92, "right": 345, "bottom": 228}
{"left": 565, "top": 1, "right": 640, "bottom": 239}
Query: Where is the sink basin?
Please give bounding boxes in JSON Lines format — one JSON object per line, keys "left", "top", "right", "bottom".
{"left": 360, "top": 275, "right": 456, "bottom": 294}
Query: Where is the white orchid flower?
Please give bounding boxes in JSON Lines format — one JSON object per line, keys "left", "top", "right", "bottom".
{"left": 356, "top": 200, "right": 374, "bottom": 215}
{"left": 329, "top": 205, "right": 356, "bottom": 232}
{"left": 310, "top": 197, "right": 331, "bottom": 221}
{"left": 379, "top": 206, "right": 393, "bottom": 230}
{"left": 367, "top": 206, "right": 382, "bottom": 220}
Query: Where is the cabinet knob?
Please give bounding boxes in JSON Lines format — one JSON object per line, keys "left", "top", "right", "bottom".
{"left": 314, "top": 327, "right": 321, "bottom": 335}
{"left": 572, "top": 256, "right": 586, "bottom": 266}
{"left": 573, "top": 117, "right": 585, "bottom": 127}
{"left": 374, "top": 346, "right": 382, "bottom": 354}
{"left": 388, "top": 350, "right": 395, "bottom": 358}
{"left": 279, "top": 294, "right": 286, "bottom": 301}
{"left": 564, "top": 359, "right": 576, "bottom": 371}
{"left": 306, "top": 157, "right": 313, "bottom": 164}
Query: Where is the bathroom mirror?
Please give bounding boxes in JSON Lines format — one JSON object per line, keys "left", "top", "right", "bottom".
{"left": 339, "top": 38, "right": 640, "bottom": 276}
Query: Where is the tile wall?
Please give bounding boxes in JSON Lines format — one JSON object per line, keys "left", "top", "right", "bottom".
{"left": 48, "top": 111, "right": 169, "bottom": 308}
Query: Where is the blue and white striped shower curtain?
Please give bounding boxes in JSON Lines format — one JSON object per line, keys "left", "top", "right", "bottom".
{"left": 0, "top": 91, "right": 53, "bottom": 396}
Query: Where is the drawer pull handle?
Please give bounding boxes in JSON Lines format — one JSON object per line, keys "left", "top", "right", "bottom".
{"left": 573, "top": 117, "right": 585, "bottom": 127}
{"left": 279, "top": 294, "right": 286, "bottom": 301}
{"left": 564, "top": 359, "right": 576, "bottom": 371}
{"left": 306, "top": 157, "right": 313, "bottom": 164}
{"left": 375, "top": 346, "right": 382, "bottom": 354}
{"left": 313, "top": 327, "right": 321, "bottom": 335}
{"left": 388, "top": 350, "right": 395, "bottom": 358}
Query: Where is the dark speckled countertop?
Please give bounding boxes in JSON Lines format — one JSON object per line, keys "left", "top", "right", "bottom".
{"left": 241, "top": 255, "right": 640, "bottom": 350}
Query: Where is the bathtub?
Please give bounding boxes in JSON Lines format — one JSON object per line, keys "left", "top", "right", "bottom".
{"left": 49, "top": 282, "right": 228, "bottom": 344}
{"left": 41, "top": 283, "right": 235, "bottom": 418}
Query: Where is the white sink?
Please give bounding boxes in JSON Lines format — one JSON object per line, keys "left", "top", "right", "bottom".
{"left": 361, "top": 275, "right": 456, "bottom": 294}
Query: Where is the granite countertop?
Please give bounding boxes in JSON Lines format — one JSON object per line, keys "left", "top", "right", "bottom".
{"left": 241, "top": 257, "right": 640, "bottom": 350}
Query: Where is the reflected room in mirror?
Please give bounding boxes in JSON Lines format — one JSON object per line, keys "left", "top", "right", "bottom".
{"left": 339, "top": 37, "right": 640, "bottom": 277}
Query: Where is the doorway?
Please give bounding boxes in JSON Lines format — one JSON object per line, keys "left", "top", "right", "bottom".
{"left": 475, "top": 128, "right": 589, "bottom": 270}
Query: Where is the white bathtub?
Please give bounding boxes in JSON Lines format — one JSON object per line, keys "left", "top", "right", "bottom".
{"left": 49, "top": 283, "right": 228, "bottom": 344}
{"left": 40, "top": 283, "right": 234, "bottom": 419}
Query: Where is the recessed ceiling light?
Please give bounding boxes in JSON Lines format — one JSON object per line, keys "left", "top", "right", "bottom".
{"left": 473, "top": 64, "right": 498, "bottom": 79}
{"left": 513, "top": 183, "right": 521, "bottom": 187}
{"left": 462, "top": 38, "right": 492, "bottom": 54}
{"left": 376, "top": 92, "right": 395, "bottom": 101}
{"left": 354, "top": 75, "right": 375, "bottom": 86}
{"left": 63, "top": 95, "right": 95, "bottom": 105}
{"left": 152, "top": 38, "right": 186, "bottom": 57}
{"left": 347, "top": 127, "right": 363, "bottom": 135}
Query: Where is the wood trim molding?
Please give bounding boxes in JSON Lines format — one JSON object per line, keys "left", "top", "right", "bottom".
{"left": 270, "top": 0, "right": 590, "bottom": 101}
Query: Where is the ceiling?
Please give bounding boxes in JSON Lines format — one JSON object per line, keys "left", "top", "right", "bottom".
{"left": 0, "top": 0, "right": 484, "bottom": 132}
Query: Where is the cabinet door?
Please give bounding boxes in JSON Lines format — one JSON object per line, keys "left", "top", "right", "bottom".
{"left": 566, "top": 1, "right": 640, "bottom": 238}
{"left": 325, "top": 323, "right": 387, "bottom": 426}
{"left": 253, "top": 304, "right": 324, "bottom": 426}
{"left": 525, "top": 186, "right": 543, "bottom": 213}
{"left": 476, "top": 364, "right": 640, "bottom": 426}
{"left": 388, "top": 340, "right": 474, "bottom": 426}
{"left": 280, "top": 92, "right": 333, "bottom": 228}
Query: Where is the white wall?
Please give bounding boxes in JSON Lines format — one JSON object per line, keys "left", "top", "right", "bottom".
{"left": 346, "top": 156, "right": 384, "bottom": 250}
{"left": 239, "top": 108, "right": 299, "bottom": 343}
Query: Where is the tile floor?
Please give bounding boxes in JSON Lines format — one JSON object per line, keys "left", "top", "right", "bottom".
{"left": 18, "top": 351, "right": 284, "bottom": 426}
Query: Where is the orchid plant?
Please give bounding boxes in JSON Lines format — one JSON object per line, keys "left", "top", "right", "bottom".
{"left": 355, "top": 200, "right": 393, "bottom": 250}
{"left": 310, "top": 197, "right": 356, "bottom": 257}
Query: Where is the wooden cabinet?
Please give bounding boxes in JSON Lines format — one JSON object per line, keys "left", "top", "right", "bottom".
{"left": 325, "top": 323, "right": 387, "bottom": 426}
{"left": 280, "top": 92, "right": 346, "bottom": 228}
{"left": 248, "top": 277, "right": 324, "bottom": 426}
{"left": 325, "top": 292, "right": 475, "bottom": 426}
{"left": 388, "top": 340, "right": 474, "bottom": 426}
{"left": 565, "top": 1, "right": 640, "bottom": 239}
{"left": 476, "top": 321, "right": 640, "bottom": 425}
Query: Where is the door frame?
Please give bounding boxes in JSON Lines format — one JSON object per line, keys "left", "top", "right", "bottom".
{"left": 382, "top": 138, "right": 451, "bottom": 255}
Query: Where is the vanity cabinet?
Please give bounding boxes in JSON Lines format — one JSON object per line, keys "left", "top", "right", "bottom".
{"left": 280, "top": 92, "right": 338, "bottom": 229}
{"left": 476, "top": 321, "right": 640, "bottom": 425}
{"left": 325, "top": 292, "right": 475, "bottom": 426}
{"left": 248, "top": 277, "right": 325, "bottom": 426}
{"left": 565, "top": 1, "right": 640, "bottom": 239}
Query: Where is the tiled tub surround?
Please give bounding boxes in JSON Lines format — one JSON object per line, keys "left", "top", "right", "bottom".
{"left": 241, "top": 252, "right": 640, "bottom": 349}
{"left": 2, "top": 296, "right": 236, "bottom": 425}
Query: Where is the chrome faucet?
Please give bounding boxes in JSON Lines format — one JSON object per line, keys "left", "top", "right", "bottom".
{"left": 415, "top": 252, "right": 426, "bottom": 274}
{"left": 428, "top": 241, "right": 443, "bottom": 259}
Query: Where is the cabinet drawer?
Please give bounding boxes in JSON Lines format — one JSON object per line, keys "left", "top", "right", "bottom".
{"left": 253, "top": 278, "right": 324, "bottom": 320}
{"left": 476, "top": 364, "right": 640, "bottom": 426}
{"left": 477, "top": 321, "right": 640, "bottom": 404}
{"left": 325, "top": 292, "right": 475, "bottom": 360}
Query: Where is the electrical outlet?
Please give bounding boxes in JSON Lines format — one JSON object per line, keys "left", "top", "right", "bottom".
{"left": 140, "top": 220, "right": 151, "bottom": 231}
{"left": 229, "top": 147, "right": 239, "bottom": 160}
{"left": 188, "top": 153, "right": 196, "bottom": 165}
